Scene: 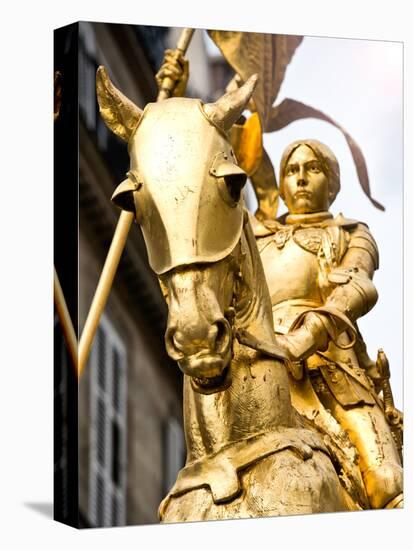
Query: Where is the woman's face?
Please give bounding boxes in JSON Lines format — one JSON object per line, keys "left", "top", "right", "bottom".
{"left": 282, "top": 145, "right": 330, "bottom": 215}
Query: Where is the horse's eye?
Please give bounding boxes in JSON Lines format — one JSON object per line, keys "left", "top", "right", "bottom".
{"left": 224, "top": 173, "right": 247, "bottom": 204}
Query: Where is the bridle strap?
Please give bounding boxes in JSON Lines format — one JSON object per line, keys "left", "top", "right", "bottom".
{"left": 235, "top": 328, "right": 303, "bottom": 380}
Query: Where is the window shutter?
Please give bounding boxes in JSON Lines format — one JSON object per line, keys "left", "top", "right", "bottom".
{"left": 89, "top": 316, "right": 127, "bottom": 527}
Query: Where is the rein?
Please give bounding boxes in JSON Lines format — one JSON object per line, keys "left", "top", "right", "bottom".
{"left": 226, "top": 226, "right": 302, "bottom": 380}
{"left": 235, "top": 328, "right": 303, "bottom": 381}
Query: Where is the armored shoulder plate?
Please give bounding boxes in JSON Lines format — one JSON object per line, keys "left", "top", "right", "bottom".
{"left": 334, "top": 213, "right": 379, "bottom": 270}
{"left": 249, "top": 211, "right": 278, "bottom": 238}
{"left": 334, "top": 212, "right": 360, "bottom": 230}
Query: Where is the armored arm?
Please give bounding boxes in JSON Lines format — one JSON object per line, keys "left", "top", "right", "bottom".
{"left": 277, "top": 223, "right": 379, "bottom": 361}
{"left": 318, "top": 222, "right": 378, "bottom": 332}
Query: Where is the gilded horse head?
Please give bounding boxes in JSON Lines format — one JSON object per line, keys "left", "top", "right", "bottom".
{"left": 97, "top": 67, "right": 276, "bottom": 393}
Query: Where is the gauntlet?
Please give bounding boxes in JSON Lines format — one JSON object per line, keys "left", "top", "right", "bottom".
{"left": 275, "top": 311, "right": 330, "bottom": 362}
{"left": 155, "top": 49, "right": 189, "bottom": 98}
{"left": 277, "top": 267, "right": 378, "bottom": 361}
{"left": 322, "top": 266, "right": 378, "bottom": 323}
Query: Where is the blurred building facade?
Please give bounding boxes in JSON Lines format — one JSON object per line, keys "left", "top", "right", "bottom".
{"left": 55, "top": 21, "right": 238, "bottom": 528}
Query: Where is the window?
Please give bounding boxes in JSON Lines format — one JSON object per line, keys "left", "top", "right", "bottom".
{"left": 89, "top": 315, "right": 127, "bottom": 527}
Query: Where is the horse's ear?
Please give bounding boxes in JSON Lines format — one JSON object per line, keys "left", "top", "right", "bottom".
{"left": 96, "top": 66, "right": 143, "bottom": 142}
{"left": 204, "top": 74, "right": 258, "bottom": 133}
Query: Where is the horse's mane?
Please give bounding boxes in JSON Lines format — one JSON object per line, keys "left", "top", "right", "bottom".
{"left": 233, "top": 212, "right": 276, "bottom": 346}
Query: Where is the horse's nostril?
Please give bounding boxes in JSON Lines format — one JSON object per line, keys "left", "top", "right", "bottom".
{"left": 173, "top": 331, "right": 185, "bottom": 351}
{"left": 166, "top": 320, "right": 231, "bottom": 359}
{"left": 214, "top": 319, "right": 231, "bottom": 353}
{"left": 165, "top": 327, "right": 184, "bottom": 360}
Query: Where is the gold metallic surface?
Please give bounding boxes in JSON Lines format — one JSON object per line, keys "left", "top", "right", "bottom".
{"left": 156, "top": 28, "right": 194, "bottom": 100}
{"left": 54, "top": 267, "right": 78, "bottom": 374}
{"left": 267, "top": 99, "right": 384, "bottom": 210}
{"left": 250, "top": 148, "right": 279, "bottom": 221}
{"left": 96, "top": 69, "right": 403, "bottom": 521}
{"left": 206, "top": 31, "right": 384, "bottom": 214}
{"left": 229, "top": 112, "right": 263, "bottom": 176}
{"left": 54, "top": 71, "right": 77, "bottom": 375}
{"left": 125, "top": 97, "right": 250, "bottom": 274}
{"left": 163, "top": 30, "right": 383, "bottom": 224}
{"left": 78, "top": 29, "right": 195, "bottom": 378}
{"left": 204, "top": 74, "right": 258, "bottom": 133}
{"left": 96, "top": 66, "right": 143, "bottom": 142}
{"left": 78, "top": 210, "right": 134, "bottom": 377}
{"left": 256, "top": 141, "right": 403, "bottom": 510}
{"left": 376, "top": 349, "right": 403, "bottom": 461}
{"left": 207, "top": 31, "right": 303, "bottom": 131}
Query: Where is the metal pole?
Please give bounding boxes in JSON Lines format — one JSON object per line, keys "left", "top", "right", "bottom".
{"left": 54, "top": 266, "right": 78, "bottom": 375}
{"left": 78, "top": 27, "right": 195, "bottom": 378}
{"left": 157, "top": 28, "right": 195, "bottom": 100}
{"left": 78, "top": 210, "right": 133, "bottom": 377}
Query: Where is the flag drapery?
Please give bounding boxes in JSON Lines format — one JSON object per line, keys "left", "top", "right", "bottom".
{"left": 207, "top": 30, "right": 384, "bottom": 217}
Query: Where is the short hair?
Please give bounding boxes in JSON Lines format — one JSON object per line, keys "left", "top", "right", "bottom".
{"left": 279, "top": 139, "right": 341, "bottom": 205}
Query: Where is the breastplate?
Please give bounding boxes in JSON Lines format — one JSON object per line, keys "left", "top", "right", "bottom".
{"left": 259, "top": 227, "right": 325, "bottom": 331}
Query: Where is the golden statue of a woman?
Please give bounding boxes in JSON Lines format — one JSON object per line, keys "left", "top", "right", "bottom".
{"left": 253, "top": 140, "right": 403, "bottom": 509}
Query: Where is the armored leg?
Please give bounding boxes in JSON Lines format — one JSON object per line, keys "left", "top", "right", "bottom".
{"left": 311, "top": 372, "right": 403, "bottom": 509}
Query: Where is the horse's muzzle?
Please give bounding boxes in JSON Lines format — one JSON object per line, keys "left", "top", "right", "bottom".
{"left": 182, "top": 354, "right": 231, "bottom": 394}
{"left": 179, "top": 351, "right": 225, "bottom": 377}
{"left": 165, "top": 317, "right": 231, "bottom": 362}
{"left": 178, "top": 350, "right": 232, "bottom": 394}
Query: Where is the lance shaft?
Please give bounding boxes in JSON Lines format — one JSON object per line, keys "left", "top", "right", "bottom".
{"left": 54, "top": 72, "right": 78, "bottom": 374}
{"left": 157, "top": 28, "right": 194, "bottom": 100}
{"left": 54, "top": 267, "right": 78, "bottom": 374}
{"left": 79, "top": 210, "right": 133, "bottom": 376}
{"left": 78, "top": 28, "right": 195, "bottom": 377}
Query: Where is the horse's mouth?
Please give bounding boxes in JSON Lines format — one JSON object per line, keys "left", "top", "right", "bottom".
{"left": 191, "top": 365, "right": 231, "bottom": 394}
{"left": 178, "top": 352, "right": 232, "bottom": 394}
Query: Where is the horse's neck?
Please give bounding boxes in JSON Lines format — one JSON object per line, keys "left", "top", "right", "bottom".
{"left": 183, "top": 217, "right": 295, "bottom": 463}
{"left": 233, "top": 217, "right": 276, "bottom": 344}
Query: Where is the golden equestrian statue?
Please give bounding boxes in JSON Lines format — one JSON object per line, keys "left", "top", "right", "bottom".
{"left": 95, "top": 49, "right": 402, "bottom": 519}
{"left": 155, "top": 47, "right": 404, "bottom": 512}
